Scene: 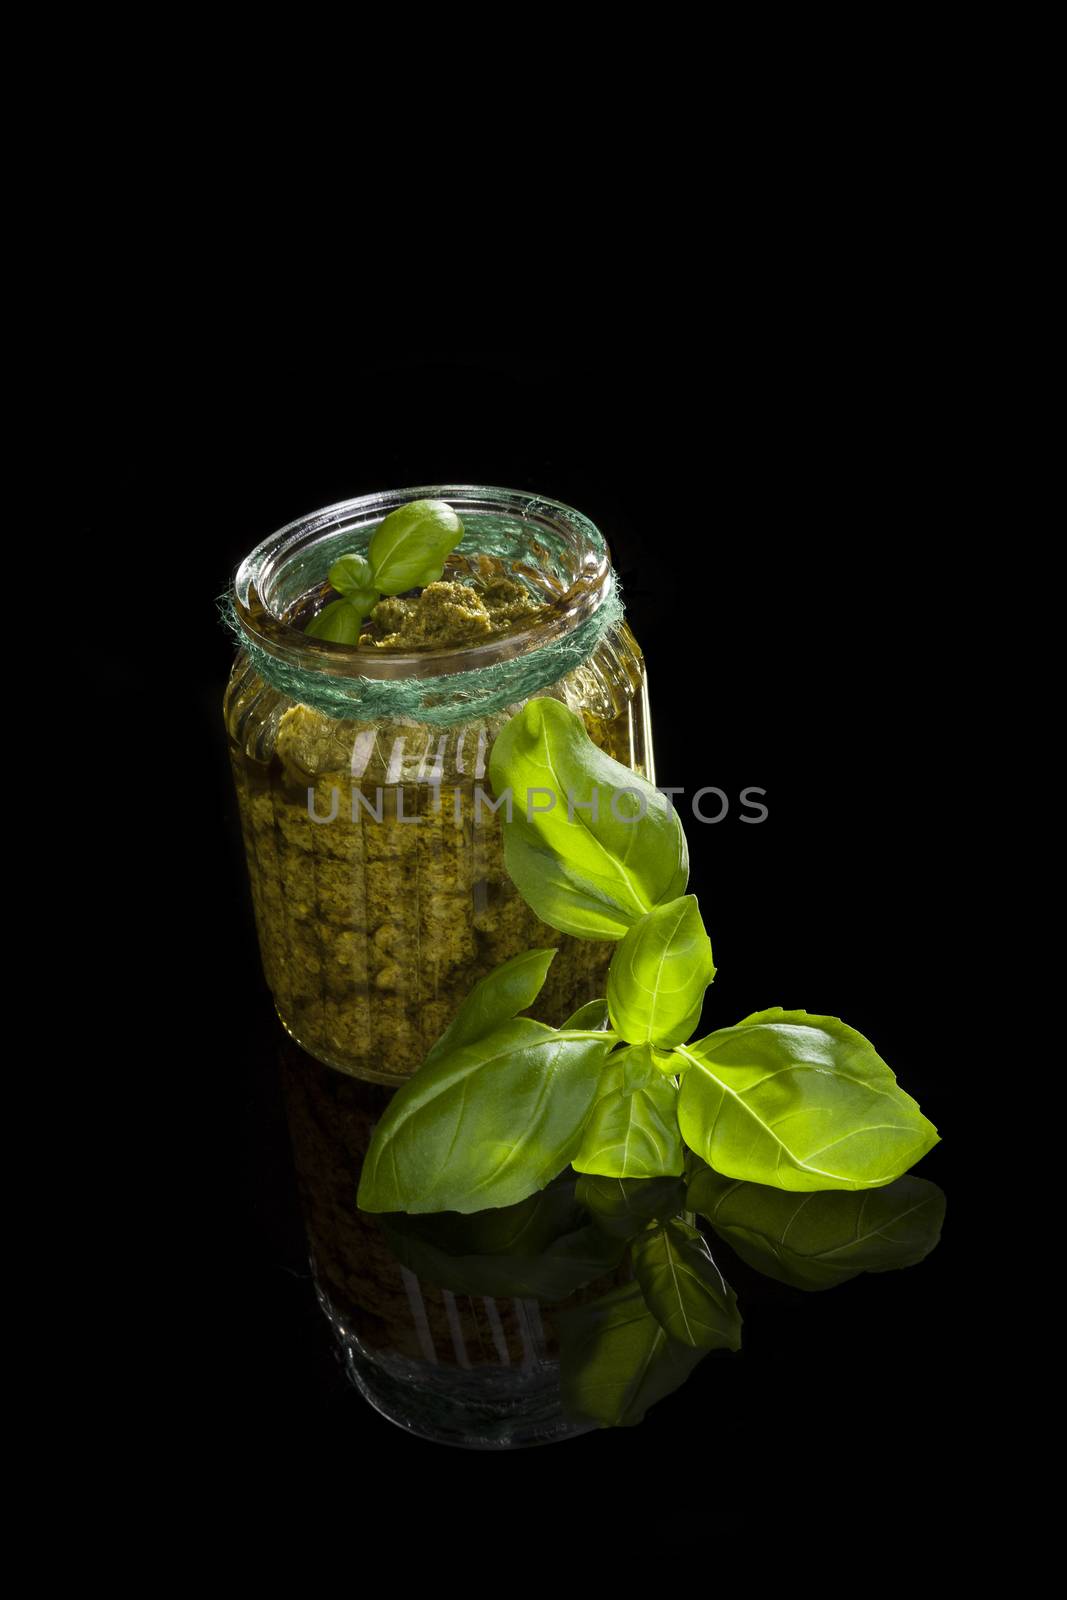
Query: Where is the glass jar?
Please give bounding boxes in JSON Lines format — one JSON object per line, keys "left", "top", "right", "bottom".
{"left": 225, "top": 485, "right": 654, "bottom": 1084}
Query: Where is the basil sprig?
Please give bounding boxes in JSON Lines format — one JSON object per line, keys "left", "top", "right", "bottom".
{"left": 359, "top": 699, "right": 940, "bottom": 1216}
{"left": 305, "top": 498, "right": 464, "bottom": 641}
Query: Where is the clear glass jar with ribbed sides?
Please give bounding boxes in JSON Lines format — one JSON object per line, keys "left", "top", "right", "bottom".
{"left": 224, "top": 486, "right": 654, "bottom": 1084}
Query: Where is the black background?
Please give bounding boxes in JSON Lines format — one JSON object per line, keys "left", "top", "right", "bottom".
{"left": 90, "top": 347, "right": 965, "bottom": 1497}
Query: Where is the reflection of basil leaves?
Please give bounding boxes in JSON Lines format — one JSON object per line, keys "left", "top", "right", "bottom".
{"left": 574, "top": 1044, "right": 685, "bottom": 1178}
{"left": 676, "top": 1009, "right": 939, "bottom": 1193}
{"left": 558, "top": 1281, "right": 707, "bottom": 1427}
{"left": 488, "top": 698, "right": 689, "bottom": 940}
{"left": 357, "top": 1019, "right": 616, "bottom": 1214}
{"left": 387, "top": 1178, "right": 584, "bottom": 1257}
{"left": 689, "top": 1165, "right": 946, "bottom": 1290}
{"left": 382, "top": 1212, "right": 627, "bottom": 1300}
{"left": 377, "top": 1178, "right": 628, "bottom": 1303}
{"left": 575, "top": 1173, "right": 688, "bottom": 1238}
{"left": 607, "top": 896, "right": 714, "bottom": 1046}
{"left": 632, "top": 1218, "right": 742, "bottom": 1350}
{"left": 368, "top": 1158, "right": 945, "bottom": 1430}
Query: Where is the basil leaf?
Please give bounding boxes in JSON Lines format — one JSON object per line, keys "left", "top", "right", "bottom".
{"left": 381, "top": 1214, "right": 627, "bottom": 1300}
{"left": 488, "top": 698, "right": 689, "bottom": 940}
{"left": 424, "top": 948, "right": 557, "bottom": 1066}
{"left": 607, "top": 895, "right": 714, "bottom": 1046}
{"left": 344, "top": 586, "right": 379, "bottom": 619}
{"left": 575, "top": 1173, "right": 687, "bottom": 1238}
{"left": 561, "top": 998, "right": 610, "bottom": 1030}
{"left": 368, "top": 498, "right": 464, "bottom": 595}
{"left": 676, "top": 1009, "right": 939, "bottom": 1192}
{"left": 650, "top": 1047, "right": 681, "bottom": 1075}
{"left": 688, "top": 1165, "right": 946, "bottom": 1291}
{"left": 498, "top": 811, "right": 647, "bottom": 940}
{"left": 558, "top": 1281, "right": 707, "bottom": 1427}
{"left": 573, "top": 1043, "right": 685, "bottom": 1178}
{"left": 328, "top": 552, "right": 374, "bottom": 594}
{"left": 632, "top": 1218, "right": 742, "bottom": 1350}
{"left": 305, "top": 598, "right": 365, "bottom": 643}
{"left": 357, "top": 1019, "right": 616, "bottom": 1214}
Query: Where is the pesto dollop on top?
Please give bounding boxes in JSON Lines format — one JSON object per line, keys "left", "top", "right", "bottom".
{"left": 360, "top": 568, "right": 543, "bottom": 650}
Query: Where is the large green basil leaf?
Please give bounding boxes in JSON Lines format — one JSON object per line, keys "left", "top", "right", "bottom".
{"left": 573, "top": 1044, "right": 684, "bottom": 1178}
{"left": 367, "top": 498, "right": 464, "bottom": 594}
{"left": 607, "top": 896, "right": 714, "bottom": 1046}
{"left": 424, "top": 948, "right": 557, "bottom": 1066}
{"left": 558, "top": 1281, "right": 708, "bottom": 1427}
{"left": 688, "top": 1165, "right": 946, "bottom": 1290}
{"left": 488, "top": 698, "right": 689, "bottom": 940}
{"left": 575, "top": 1173, "right": 688, "bottom": 1238}
{"left": 357, "top": 1019, "right": 616, "bottom": 1214}
{"left": 632, "top": 1218, "right": 742, "bottom": 1350}
{"left": 381, "top": 1214, "right": 627, "bottom": 1300}
{"left": 676, "top": 1008, "right": 939, "bottom": 1193}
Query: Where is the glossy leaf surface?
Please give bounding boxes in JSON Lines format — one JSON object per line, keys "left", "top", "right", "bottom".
{"left": 607, "top": 895, "right": 714, "bottom": 1046}
{"left": 368, "top": 498, "right": 464, "bottom": 594}
{"left": 573, "top": 1044, "right": 684, "bottom": 1178}
{"left": 488, "top": 698, "right": 688, "bottom": 940}
{"left": 676, "top": 1009, "right": 939, "bottom": 1192}
{"left": 358, "top": 1019, "right": 616, "bottom": 1214}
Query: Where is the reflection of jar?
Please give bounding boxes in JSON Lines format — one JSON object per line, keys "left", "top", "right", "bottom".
{"left": 225, "top": 486, "right": 654, "bottom": 1083}
{"left": 278, "top": 1034, "right": 628, "bottom": 1449}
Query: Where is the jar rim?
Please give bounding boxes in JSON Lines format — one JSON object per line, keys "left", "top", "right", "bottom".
{"left": 232, "top": 484, "right": 613, "bottom": 683}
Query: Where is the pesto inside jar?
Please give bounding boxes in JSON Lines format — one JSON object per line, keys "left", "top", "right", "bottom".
{"left": 357, "top": 557, "right": 544, "bottom": 649}
{"left": 226, "top": 544, "right": 650, "bottom": 1084}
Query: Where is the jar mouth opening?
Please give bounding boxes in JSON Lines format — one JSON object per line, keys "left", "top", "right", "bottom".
{"left": 232, "top": 485, "right": 613, "bottom": 683}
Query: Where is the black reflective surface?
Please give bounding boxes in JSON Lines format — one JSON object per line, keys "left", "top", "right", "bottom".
{"left": 94, "top": 350, "right": 966, "bottom": 1486}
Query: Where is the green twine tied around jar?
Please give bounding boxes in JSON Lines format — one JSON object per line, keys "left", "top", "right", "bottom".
{"left": 219, "top": 577, "right": 626, "bottom": 728}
